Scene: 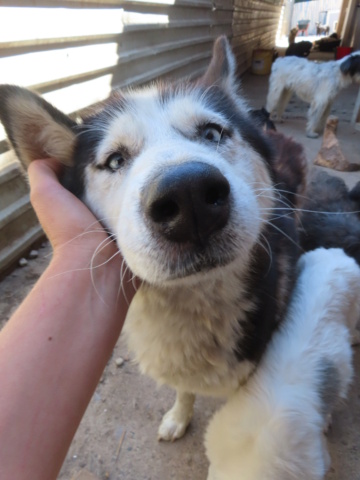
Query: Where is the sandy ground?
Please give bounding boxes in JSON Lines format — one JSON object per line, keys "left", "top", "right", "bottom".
{"left": 0, "top": 71, "right": 360, "bottom": 480}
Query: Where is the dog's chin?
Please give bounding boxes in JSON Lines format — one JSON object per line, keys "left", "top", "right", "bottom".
{"left": 164, "top": 246, "right": 237, "bottom": 283}
{"left": 150, "top": 256, "right": 236, "bottom": 288}
{"left": 129, "top": 231, "right": 251, "bottom": 287}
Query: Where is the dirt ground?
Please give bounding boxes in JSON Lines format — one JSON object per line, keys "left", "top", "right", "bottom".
{"left": 1, "top": 71, "right": 360, "bottom": 480}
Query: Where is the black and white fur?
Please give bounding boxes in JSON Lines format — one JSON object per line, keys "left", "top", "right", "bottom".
{"left": 206, "top": 247, "right": 360, "bottom": 480}
{"left": 285, "top": 41, "right": 313, "bottom": 58}
{"left": 0, "top": 37, "right": 303, "bottom": 441}
{"left": 266, "top": 52, "right": 360, "bottom": 138}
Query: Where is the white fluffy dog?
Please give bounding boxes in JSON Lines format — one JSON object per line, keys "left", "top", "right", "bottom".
{"left": 266, "top": 52, "right": 360, "bottom": 137}
{"left": 205, "top": 248, "right": 360, "bottom": 480}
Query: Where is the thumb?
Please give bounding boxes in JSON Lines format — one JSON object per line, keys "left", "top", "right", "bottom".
{"left": 28, "top": 159, "right": 102, "bottom": 250}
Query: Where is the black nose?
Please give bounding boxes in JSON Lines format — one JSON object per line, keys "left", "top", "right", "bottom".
{"left": 142, "top": 161, "right": 230, "bottom": 244}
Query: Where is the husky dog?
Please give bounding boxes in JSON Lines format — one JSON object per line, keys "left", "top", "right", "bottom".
{"left": 206, "top": 248, "right": 360, "bottom": 480}
{"left": 266, "top": 52, "right": 360, "bottom": 138}
{"left": 0, "top": 37, "right": 305, "bottom": 441}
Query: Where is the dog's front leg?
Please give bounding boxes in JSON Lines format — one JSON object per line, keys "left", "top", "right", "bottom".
{"left": 317, "top": 103, "right": 332, "bottom": 133}
{"left": 158, "top": 391, "right": 195, "bottom": 441}
{"left": 307, "top": 102, "right": 329, "bottom": 138}
{"left": 275, "top": 88, "right": 292, "bottom": 121}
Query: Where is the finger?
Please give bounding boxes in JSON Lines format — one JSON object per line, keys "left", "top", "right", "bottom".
{"left": 28, "top": 158, "right": 66, "bottom": 212}
{"left": 28, "top": 158, "right": 64, "bottom": 184}
{"left": 28, "top": 158, "right": 84, "bottom": 218}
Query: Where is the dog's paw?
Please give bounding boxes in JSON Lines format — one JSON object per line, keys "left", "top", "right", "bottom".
{"left": 158, "top": 410, "right": 190, "bottom": 442}
{"left": 158, "top": 392, "right": 195, "bottom": 441}
{"left": 271, "top": 114, "right": 284, "bottom": 124}
{"left": 306, "top": 131, "right": 319, "bottom": 138}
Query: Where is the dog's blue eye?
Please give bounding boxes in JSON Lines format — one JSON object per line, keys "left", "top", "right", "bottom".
{"left": 105, "top": 153, "right": 124, "bottom": 172}
{"left": 200, "top": 124, "right": 224, "bottom": 143}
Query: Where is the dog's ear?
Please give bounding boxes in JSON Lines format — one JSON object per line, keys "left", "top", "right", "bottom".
{"left": 340, "top": 54, "right": 360, "bottom": 76}
{"left": 198, "top": 36, "right": 238, "bottom": 94}
{"left": 0, "top": 85, "right": 77, "bottom": 169}
{"left": 340, "top": 56, "right": 353, "bottom": 75}
{"left": 267, "top": 130, "right": 307, "bottom": 207}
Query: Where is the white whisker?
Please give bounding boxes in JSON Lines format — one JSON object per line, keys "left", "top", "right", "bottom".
{"left": 263, "top": 219, "right": 302, "bottom": 251}
{"left": 118, "top": 258, "right": 131, "bottom": 306}
{"left": 258, "top": 233, "right": 273, "bottom": 276}
{"left": 90, "top": 239, "right": 117, "bottom": 306}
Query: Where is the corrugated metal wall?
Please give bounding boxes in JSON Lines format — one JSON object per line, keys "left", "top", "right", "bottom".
{"left": 0, "top": 0, "right": 234, "bottom": 275}
{"left": 0, "top": 0, "right": 234, "bottom": 157}
{"left": 232, "top": 0, "right": 283, "bottom": 75}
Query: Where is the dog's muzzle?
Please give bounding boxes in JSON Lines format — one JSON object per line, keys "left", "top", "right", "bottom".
{"left": 142, "top": 161, "right": 230, "bottom": 245}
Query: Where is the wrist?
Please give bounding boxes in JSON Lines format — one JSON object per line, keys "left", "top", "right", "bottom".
{"left": 45, "top": 245, "right": 135, "bottom": 323}
{"left": 49, "top": 234, "right": 120, "bottom": 272}
{"left": 48, "top": 250, "right": 121, "bottom": 297}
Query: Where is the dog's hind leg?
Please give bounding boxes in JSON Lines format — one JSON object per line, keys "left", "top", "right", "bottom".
{"left": 317, "top": 103, "right": 332, "bottom": 133}
{"left": 266, "top": 87, "right": 292, "bottom": 122}
{"left": 158, "top": 391, "right": 195, "bottom": 441}
{"left": 266, "top": 82, "right": 283, "bottom": 117}
{"left": 276, "top": 88, "right": 292, "bottom": 120}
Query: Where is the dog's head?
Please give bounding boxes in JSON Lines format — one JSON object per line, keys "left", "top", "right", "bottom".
{"left": 340, "top": 51, "right": 360, "bottom": 82}
{"left": 288, "top": 27, "right": 299, "bottom": 44}
{"left": 0, "top": 37, "right": 278, "bottom": 286}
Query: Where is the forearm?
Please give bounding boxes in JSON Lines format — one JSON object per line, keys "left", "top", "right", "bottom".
{"left": 0, "top": 254, "right": 135, "bottom": 479}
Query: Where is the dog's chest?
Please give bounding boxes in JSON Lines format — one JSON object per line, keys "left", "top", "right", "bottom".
{"left": 124, "top": 273, "right": 256, "bottom": 396}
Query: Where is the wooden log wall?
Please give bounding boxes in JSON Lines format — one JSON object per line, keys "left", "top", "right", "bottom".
{"left": 232, "top": 0, "right": 283, "bottom": 75}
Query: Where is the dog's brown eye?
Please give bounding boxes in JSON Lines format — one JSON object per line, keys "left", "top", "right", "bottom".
{"left": 200, "top": 123, "right": 224, "bottom": 143}
{"left": 105, "top": 152, "right": 124, "bottom": 172}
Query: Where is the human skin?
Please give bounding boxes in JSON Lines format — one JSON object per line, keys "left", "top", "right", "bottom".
{"left": 0, "top": 159, "right": 137, "bottom": 479}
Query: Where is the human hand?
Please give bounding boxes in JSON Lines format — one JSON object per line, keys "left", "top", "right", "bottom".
{"left": 28, "top": 158, "right": 119, "bottom": 266}
{"left": 0, "top": 159, "right": 136, "bottom": 480}
{"left": 27, "top": 158, "right": 139, "bottom": 306}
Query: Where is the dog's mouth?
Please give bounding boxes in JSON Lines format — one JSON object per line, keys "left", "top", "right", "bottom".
{"left": 154, "top": 229, "right": 241, "bottom": 281}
